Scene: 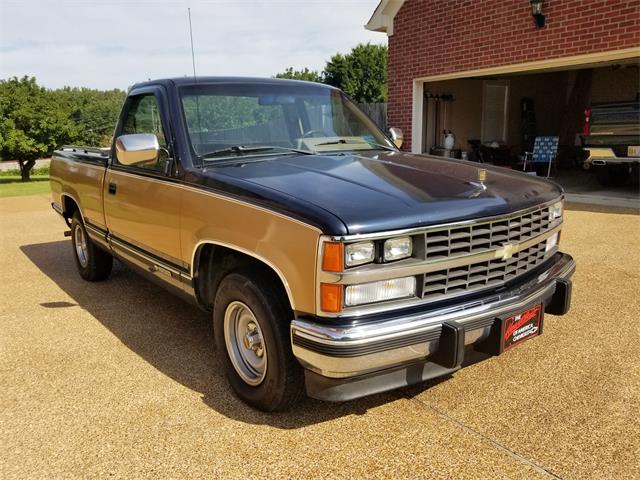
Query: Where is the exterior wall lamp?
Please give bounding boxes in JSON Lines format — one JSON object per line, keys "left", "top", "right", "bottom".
{"left": 529, "top": 0, "right": 546, "bottom": 28}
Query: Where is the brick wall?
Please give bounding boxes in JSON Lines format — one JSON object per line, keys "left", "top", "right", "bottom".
{"left": 388, "top": 0, "right": 640, "bottom": 149}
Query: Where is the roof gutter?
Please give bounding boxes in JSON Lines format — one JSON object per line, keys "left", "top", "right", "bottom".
{"left": 364, "top": 0, "right": 406, "bottom": 36}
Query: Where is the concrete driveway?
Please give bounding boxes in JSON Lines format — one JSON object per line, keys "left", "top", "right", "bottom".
{"left": 1, "top": 195, "right": 639, "bottom": 479}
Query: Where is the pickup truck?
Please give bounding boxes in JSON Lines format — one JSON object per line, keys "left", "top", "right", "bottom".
{"left": 51, "top": 77, "right": 575, "bottom": 411}
{"left": 582, "top": 101, "right": 640, "bottom": 186}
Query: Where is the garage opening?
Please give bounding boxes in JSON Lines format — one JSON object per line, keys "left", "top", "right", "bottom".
{"left": 418, "top": 60, "right": 640, "bottom": 207}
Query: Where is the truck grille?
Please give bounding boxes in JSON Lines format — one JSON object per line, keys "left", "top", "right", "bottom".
{"left": 419, "top": 204, "right": 557, "bottom": 301}
{"left": 424, "top": 205, "right": 553, "bottom": 260}
{"left": 422, "top": 240, "right": 549, "bottom": 300}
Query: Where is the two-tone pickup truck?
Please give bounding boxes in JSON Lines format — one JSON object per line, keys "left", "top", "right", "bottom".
{"left": 51, "top": 77, "right": 575, "bottom": 411}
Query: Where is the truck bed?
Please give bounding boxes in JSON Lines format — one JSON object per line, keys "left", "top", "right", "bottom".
{"left": 585, "top": 101, "right": 640, "bottom": 138}
{"left": 50, "top": 146, "right": 110, "bottom": 230}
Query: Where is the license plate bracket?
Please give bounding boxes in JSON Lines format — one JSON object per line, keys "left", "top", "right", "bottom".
{"left": 475, "top": 304, "right": 544, "bottom": 356}
{"left": 501, "top": 304, "right": 543, "bottom": 352}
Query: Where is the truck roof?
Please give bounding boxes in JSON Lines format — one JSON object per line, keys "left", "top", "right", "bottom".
{"left": 131, "top": 76, "right": 337, "bottom": 90}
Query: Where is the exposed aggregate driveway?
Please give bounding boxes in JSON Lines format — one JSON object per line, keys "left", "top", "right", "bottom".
{"left": 1, "top": 195, "right": 639, "bottom": 479}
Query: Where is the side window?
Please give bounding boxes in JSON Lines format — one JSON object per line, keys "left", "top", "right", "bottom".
{"left": 119, "top": 94, "right": 169, "bottom": 173}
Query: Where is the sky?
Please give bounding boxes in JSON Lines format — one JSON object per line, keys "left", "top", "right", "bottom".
{"left": 0, "top": 0, "right": 385, "bottom": 91}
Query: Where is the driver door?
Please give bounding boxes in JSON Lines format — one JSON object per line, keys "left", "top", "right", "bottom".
{"left": 104, "top": 87, "right": 185, "bottom": 276}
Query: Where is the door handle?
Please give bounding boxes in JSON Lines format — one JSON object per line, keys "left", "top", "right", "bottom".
{"left": 108, "top": 182, "right": 117, "bottom": 195}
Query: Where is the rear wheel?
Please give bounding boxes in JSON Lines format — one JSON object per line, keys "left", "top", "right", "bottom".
{"left": 595, "top": 164, "right": 630, "bottom": 187}
{"left": 213, "top": 271, "right": 304, "bottom": 411}
{"left": 70, "top": 212, "right": 113, "bottom": 281}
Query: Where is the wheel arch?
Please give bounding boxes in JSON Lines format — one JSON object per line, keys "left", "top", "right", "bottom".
{"left": 61, "top": 193, "right": 84, "bottom": 225}
{"left": 192, "top": 241, "right": 296, "bottom": 312}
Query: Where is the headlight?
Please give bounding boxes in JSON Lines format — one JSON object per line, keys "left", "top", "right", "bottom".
{"left": 546, "top": 232, "right": 559, "bottom": 253}
{"left": 344, "top": 241, "right": 375, "bottom": 267}
{"left": 548, "top": 200, "right": 563, "bottom": 220}
{"left": 383, "top": 237, "right": 413, "bottom": 262}
{"left": 344, "top": 276, "right": 416, "bottom": 306}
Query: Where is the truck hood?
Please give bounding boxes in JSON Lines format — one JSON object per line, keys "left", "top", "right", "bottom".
{"left": 200, "top": 151, "right": 562, "bottom": 235}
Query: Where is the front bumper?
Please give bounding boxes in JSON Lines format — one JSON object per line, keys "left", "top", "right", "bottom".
{"left": 291, "top": 252, "right": 575, "bottom": 401}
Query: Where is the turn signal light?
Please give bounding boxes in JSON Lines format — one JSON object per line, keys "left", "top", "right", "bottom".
{"left": 322, "top": 242, "right": 343, "bottom": 272}
{"left": 321, "top": 283, "right": 343, "bottom": 312}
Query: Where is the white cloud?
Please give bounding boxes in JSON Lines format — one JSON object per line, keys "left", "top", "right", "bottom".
{"left": 0, "top": 0, "right": 385, "bottom": 90}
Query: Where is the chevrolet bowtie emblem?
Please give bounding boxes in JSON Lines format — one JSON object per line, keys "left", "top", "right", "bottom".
{"left": 498, "top": 242, "right": 518, "bottom": 261}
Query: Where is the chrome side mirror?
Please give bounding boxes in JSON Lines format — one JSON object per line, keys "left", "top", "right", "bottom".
{"left": 115, "top": 133, "right": 160, "bottom": 166}
{"left": 389, "top": 127, "right": 404, "bottom": 149}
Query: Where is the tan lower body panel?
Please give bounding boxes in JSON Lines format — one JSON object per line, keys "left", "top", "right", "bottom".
{"left": 179, "top": 183, "right": 321, "bottom": 314}
{"left": 98, "top": 171, "right": 321, "bottom": 314}
{"left": 104, "top": 170, "right": 184, "bottom": 266}
{"left": 53, "top": 163, "right": 322, "bottom": 315}
{"left": 50, "top": 156, "right": 107, "bottom": 230}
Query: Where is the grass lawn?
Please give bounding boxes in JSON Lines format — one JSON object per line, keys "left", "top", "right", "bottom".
{"left": 0, "top": 176, "right": 50, "bottom": 197}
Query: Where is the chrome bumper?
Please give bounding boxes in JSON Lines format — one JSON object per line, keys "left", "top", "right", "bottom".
{"left": 591, "top": 157, "right": 639, "bottom": 166}
{"left": 291, "top": 253, "right": 575, "bottom": 381}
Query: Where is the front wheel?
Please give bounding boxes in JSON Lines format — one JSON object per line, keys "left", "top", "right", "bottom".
{"left": 70, "top": 212, "right": 113, "bottom": 281}
{"left": 213, "top": 271, "right": 304, "bottom": 411}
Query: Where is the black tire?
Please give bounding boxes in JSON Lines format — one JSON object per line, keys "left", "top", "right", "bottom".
{"left": 595, "top": 165, "right": 630, "bottom": 187}
{"left": 213, "top": 271, "right": 304, "bottom": 411}
{"left": 70, "top": 212, "right": 113, "bottom": 281}
{"left": 610, "top": 165, "right": 631, "bottom": 187}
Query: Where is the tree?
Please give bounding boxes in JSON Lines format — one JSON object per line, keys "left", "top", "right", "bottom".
{"left": 0, "top": 77, "right": 79, "bottom": 181}
{"left": 273, "top": 44, "right": 388, "bottom": 102}
{"left": 323, "top": 43, "right": 387, "bottom": 103}
{"left": 275, "top": 67, "right": 324, "bottom": 83}
{"left": 52, "top": 87, "right": 125, "bottom": 146}
{"left": 0, "top": 77, "right": 126, "bottom": 181}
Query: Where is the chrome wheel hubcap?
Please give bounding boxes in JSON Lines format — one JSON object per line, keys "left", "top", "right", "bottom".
{"left": 74, "top": 224, "right": 88, "bottom": 268}
{"left": 223, "top": 301, "right": 267, "bottom": 386}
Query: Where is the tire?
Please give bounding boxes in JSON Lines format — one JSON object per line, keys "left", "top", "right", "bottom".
{"left": 213, "top": 271, "right": 304, "bottom": 411}
{"left": 70, "top": 212, "right": 113, "bottom": 281}
{"left": 609, "top": 165, "right": 631, "bottom": 187}
{"left": 595, "top": 165, "right": 630, "bottom": 187}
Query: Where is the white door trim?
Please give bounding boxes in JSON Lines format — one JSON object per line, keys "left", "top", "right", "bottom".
{"left": 409, "top": 47, "right": 640, "bottom": 153}
{"left": 411, "top": 80, "right": 424, "bottom": 153}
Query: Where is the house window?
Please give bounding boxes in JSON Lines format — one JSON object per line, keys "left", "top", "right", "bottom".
{"left": 481, "top": 80, "right": 509, "bottom": 143}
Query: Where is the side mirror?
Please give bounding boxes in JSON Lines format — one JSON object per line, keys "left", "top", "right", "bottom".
{"left": 389, "top": 127, "right": 404, "bottom": 149}
{"left": 115, "top": 133, "right": 160, "bottom": 166}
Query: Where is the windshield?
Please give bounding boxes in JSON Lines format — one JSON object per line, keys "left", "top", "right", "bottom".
{"left": 179, "top": 83, "right": 396, "bottom": 164}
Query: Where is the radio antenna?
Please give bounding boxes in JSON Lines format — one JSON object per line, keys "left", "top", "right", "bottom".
{"left": 187, "top": 7, "right": 204, "bottom": 158}
{"left": 188, "top": 7, "right": 197, "bottom": 80}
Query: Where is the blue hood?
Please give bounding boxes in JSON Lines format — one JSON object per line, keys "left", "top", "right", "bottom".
{"left": 199, "top": 150, "right": 562, "bottom": 235}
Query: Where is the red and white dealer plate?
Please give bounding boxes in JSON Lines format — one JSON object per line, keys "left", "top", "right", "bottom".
{"left": 502, "top": 304, "right": 543, "bottom": 352}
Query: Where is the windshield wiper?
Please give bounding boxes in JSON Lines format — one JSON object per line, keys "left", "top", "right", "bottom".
{"left": 314, "top": 139, "right": 354, "bottom": 147}
{"left": 199, "top": 145, "right": 314, "bottom": 160}
{"left": 315, "top": 139, "right": 398, "bottom": 151}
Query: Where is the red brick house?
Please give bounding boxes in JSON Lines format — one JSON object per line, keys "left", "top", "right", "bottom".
{"left": 366, "top": 0, "right": 640, "bottom": 158}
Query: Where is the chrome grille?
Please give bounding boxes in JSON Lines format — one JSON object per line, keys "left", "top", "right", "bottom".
{"left": 418, "top": 204, "right": 559, "bottom": 301}
{"left": 422, "top": 240, "right": 550, "bottom": 300}
{"left": 425, "top": 205, "right": 552, "bottom": 260}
